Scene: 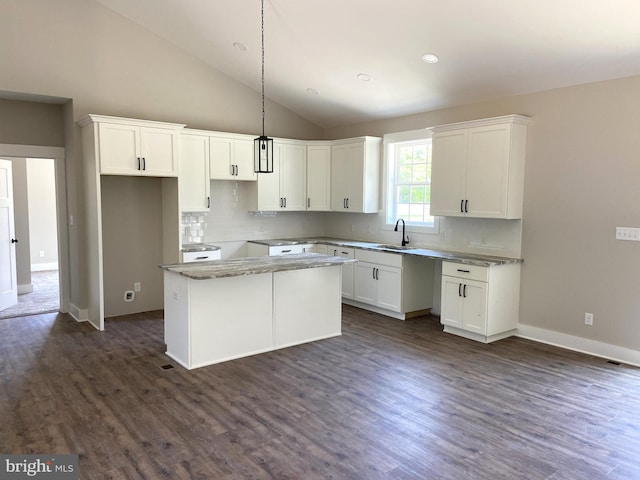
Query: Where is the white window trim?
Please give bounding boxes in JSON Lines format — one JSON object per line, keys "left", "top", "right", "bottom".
{"left": 382, "top": 129, "right": 440, "bottom": 235}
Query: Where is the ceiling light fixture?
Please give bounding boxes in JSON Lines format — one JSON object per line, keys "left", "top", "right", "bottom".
{"left": 254, "top": 0, "right": 273, "bottom": 173}
{"left": 357, "top": 73, "right": 371, "bottom": 82}
{"left": 422, "top": 53, "right": 439, "bottom": 64}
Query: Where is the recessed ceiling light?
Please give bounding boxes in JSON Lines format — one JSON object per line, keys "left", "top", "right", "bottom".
{"left": 306, "top": 88, "right": 319, "bottom": 95}
{"left": 233, "top": 42, "right": 248, "bottom": 52}
{"left": 422, "top": 53, "right": 439, "bottom": 64}
{"left": 357, "top": 73, "right": 371, "bottom": 82}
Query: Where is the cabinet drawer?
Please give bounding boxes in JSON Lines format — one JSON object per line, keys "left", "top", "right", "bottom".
{"left": 442, "top": 261, "right": 488, "bottom": 282}
{"left": 328, "top": 246, "right": 355, "bottom": 259}
{"left": 355, "top": 249, "right": 403, "bottom": 268}
{"left": 182, "top": 250, "right": 221, "bottom": 262}
{"left": 269, "top": 245, "right": 306, "bottom": 255}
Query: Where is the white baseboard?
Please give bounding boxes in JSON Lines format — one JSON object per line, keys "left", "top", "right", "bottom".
{"left": 17, "top": 283, "right": 34, "bottom": 294}
{"left": 517, "top": 324, "right": 640, "bottom": 368}
{"left": 69, "top": 303, "right": 88, "bottom": 323}
{"left": 31, "top": 262, "right": 59, "bottom": 272}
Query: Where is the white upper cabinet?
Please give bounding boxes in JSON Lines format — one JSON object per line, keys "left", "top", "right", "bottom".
{"left": 179, "top": 131, "right": 210, "bottom": 212}
{"left": 254, "top": 141, "right": 307, "bottom": 211}
{"left": 306, "top": 144, "right": 331, "bottom": 211}
{"left": 81, "top": 115, "right": 184, "bottom": 176}
{"left": 330, "top": 137, "right": 381, "bottom": 213}
{"left": 210, "top": 135, "right": 257, "bottom": 181}
{"left": 430, "top": 115, "right": 530, "bottom": 219}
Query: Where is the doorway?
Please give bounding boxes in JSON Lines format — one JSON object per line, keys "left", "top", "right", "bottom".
{"left": 0, "top": 158, "right": 59, "bottom": 319}
{"left": 0, "top": 146, "right": 68, "bottom": 321}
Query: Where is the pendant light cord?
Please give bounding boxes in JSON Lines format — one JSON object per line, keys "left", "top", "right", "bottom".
{"left": 261, "top": 0, "right": 265, "bottom": 137}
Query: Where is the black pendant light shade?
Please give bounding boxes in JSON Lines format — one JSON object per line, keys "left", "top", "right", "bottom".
{"left": 254, "top": 135, "right": 274, "bottom": 173}
{"left": 254, "top": 0, "right": 274, "bottom": 173}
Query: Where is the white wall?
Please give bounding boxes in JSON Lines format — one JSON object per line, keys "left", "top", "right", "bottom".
{"left": 26, "top": 158, "right": 58, "bottom": 270}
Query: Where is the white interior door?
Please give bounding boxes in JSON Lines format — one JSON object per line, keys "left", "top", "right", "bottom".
{"left": 0, "top": 159, "right": 18, "bottom": 311}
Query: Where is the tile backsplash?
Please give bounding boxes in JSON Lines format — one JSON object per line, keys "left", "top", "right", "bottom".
{"left": 181, "top": 213, "right": 207, "bottom": 244}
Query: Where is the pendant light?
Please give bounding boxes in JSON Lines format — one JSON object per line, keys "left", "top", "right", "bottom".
{"left": 254, "top": 0, "right": 274, "bottom": 173}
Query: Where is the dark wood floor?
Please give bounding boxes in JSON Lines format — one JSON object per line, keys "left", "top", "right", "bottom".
{"left": 1, "top": 306, "right": 640, "bottom": 479}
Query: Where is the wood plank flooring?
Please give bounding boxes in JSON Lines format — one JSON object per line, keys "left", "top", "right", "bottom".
{"left": 1, "top": 305, "right": 640, "bottom": 479}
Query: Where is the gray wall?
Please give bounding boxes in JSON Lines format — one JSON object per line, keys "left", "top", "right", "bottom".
{"left": 325, "top": 75, "right": 640, "bottom": 353}
{"left": 27, "top": 158, "right": 58, "bottom": 269}
{"left": 0, "top": 0, "right": 323, "bottom": 316}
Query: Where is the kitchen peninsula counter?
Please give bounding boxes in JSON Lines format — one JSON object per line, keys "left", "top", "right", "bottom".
{"left": 161, "top": 253, "right": 354, "bottom": 370}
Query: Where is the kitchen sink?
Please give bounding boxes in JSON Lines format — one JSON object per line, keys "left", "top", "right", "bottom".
{"left": 375, "top": 244, "right": 418, "bottom": 251}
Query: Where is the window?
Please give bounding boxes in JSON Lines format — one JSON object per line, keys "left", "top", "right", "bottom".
{"left": 385, "top": 130, "right": 438, "bottom": 233}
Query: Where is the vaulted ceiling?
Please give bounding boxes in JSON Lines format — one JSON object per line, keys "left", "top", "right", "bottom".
{"left": 96, "top": 0, "right": 640, "bottom": 128}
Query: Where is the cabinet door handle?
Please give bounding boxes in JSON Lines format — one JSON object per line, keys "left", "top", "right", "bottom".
{"left": 230, "top": 164, "right": 234, "bottom": 176}
{"left": 137, "top": 157, "right": 141, "bottom": 170}
{"left": 307, "top": 198, "right": 310, "bottom": 208}
{"left": 376, "top": 268, "right": 379, "bottom": 280}
{"left": 207, "top": 196, "right": 211, "bottom": 208}
{"left": 284, "top": 197, "right": 287, "bottom": 208}
{"left": 279, "top": 197, "right": 283, "bottom": 208}
{"left": 460, "top": 199, "right": 464, "bottom": 213}
{"left": 346, "top": 198, "right": 349, "bottom": 209}
{"left": 457, "top": 269, "right": 470, "bottom": 273}
{"left": 464, "top": 199, "right": 468, "bottom": 213}
{"left": 142, "top": 157, "right": 146, "bottom": 171}
{"left": 458, "top": 283, "right": 462, "bottom": 297}
{"left": 463, "top": 284, "right": 467, "bottom": 298}
{"left": 372, "top": 267, "right": 376, "bottom": 280}
{"left": 235, "top": 165, "right": 238, "bottom": 176}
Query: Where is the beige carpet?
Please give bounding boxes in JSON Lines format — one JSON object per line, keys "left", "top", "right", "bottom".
{"left": 0, "top": 270, "right": 59, "bottom": 320}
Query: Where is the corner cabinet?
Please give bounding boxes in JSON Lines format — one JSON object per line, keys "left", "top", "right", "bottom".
{"left": 429, "top": 115, "right": 531, "bottom": 219}
{"left": 179, "top": 130, "right": 210, "bottom": 212}
{"left": 306, "top": 144, "right": 331, "bottom": 211}
{"left": 331, "top": 137, "right": 381, "bottom": 213}
{"left": 440, "top": 261, "right": 521, "bottom": 343}
{"left": 80, "top": 115, "right": 185, "bottom": 176}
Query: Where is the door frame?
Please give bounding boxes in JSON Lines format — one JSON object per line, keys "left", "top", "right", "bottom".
{"left": 0, "top": 144, "right": 69, "bottom": 315}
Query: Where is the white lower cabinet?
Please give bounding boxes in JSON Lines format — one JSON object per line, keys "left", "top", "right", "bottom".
{"left": 440, "top": 261, "right": 521, "bottom": 343}
{"left": 329, "top": 246, "right": 355, "bottom": 299}
{"left": 349, "top": 248, "right": 434, "bottom": 320}
{"left": 246, "top": 242, "right": 312, "bottom": 256}
{"left": 354, "top": 256, "right": 402, "bottom": 312}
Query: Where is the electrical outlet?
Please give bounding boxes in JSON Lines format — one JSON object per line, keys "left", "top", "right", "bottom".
{"left": 124, "top": 291, "right": 135, "bottom": 302}
{"left": 584, "top": 312, "right": 593, "bottom": 326}
{"left": 134, "top": 282, "right": 141, "bottom": 292}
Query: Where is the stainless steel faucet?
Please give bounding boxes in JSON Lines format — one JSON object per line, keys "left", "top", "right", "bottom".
{"left": 394, "top": 218, "right": 409, "bottom": 246}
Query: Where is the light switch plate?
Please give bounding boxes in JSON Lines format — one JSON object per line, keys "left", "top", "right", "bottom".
{"left": 616, "top": 227, "right": 640, "bottom": 241}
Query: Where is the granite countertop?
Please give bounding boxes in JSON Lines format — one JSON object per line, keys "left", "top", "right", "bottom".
{"left": 160, "top": 253, "right": 357, "bottom": 280}
{"left": 248, "top": 237, "right": 521, "bottom": 266}
{"left": 181, "top": 243, "right": 221, "bottom": 253}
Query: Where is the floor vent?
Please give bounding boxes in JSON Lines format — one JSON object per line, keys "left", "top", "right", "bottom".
{"left": 161, "top": 364, "right": 175, "bottom": 370}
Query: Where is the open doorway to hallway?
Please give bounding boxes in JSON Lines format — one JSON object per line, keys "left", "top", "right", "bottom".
{"left": 0, "top": 157, "right": 59, "bottom": 320}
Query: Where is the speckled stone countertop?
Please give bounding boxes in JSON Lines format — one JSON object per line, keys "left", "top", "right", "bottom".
{"left": 248, "top": 237, "right": 522, "bottom": 266}
{"left": 181, "top": 243, "right": 221, "bottom": 253}
{"left": 160, "top": 253, "right": 357, "bottom": 280}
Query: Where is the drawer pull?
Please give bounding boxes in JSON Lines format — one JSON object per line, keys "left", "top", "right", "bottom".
{"left": 196, "top": 256, "right": 209, "bottom": 260}
{"left": 281, "top": 249, "right": 292, "bottom": 253}
{"left": 457, "top": 269, "right": 471, "bottom": 273}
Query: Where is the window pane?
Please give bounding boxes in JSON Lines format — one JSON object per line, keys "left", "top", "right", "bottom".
{"left": 413, "top": 163, "right": 427, "bottom": 182}
{"left": 398, "top": 186, "right": 410, "bottom": 203}
{"left": 398, "top": 165, "right": 413, "bottom": 183}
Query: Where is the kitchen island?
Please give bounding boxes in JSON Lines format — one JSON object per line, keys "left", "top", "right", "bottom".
{"left": 160, "top": 253, "right": 356, "bottom": 370}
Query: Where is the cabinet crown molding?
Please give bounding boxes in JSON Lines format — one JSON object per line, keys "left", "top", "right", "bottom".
{"left": 428, "top": 114, "right": 532, "bottom": 133}
{"left": 77, "top": 114, "right": 186, "bottom": 129}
